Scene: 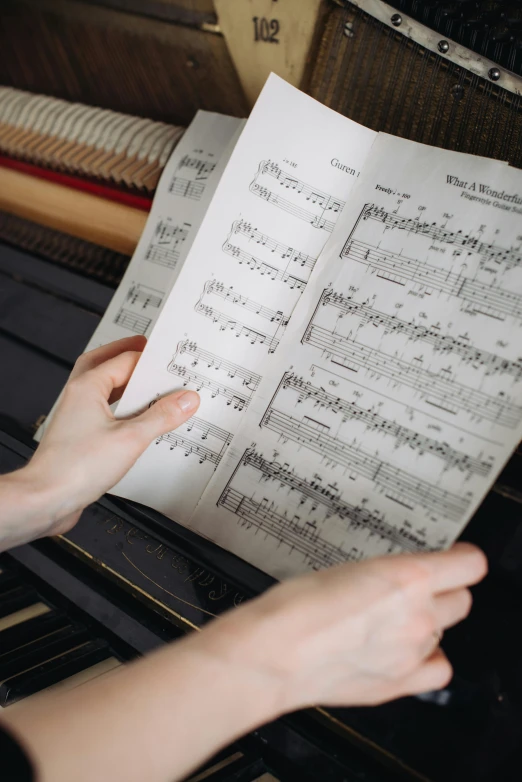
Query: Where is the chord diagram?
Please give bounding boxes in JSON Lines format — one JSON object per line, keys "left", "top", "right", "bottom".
{"left": 113, "top": 307, "right": 151, "bottom": 336}
{"left": 260, "top": 405, "right": 470, "bottom": 522}
{"left": 250, "top": 160, "right": 345, "bottom": 233}
{"left": 194, "top": 302, "right": 280, "bottom": 353}
{"left": 144, "top": 220, "right": 191, "bottom": 269}
{"left": 126, "top": 283, "right": 163, "bottom": 311}
{"left": 341, "top": 238, "right": 522, "bottom": 322}
{"left": 317, "top": 289, "right": 522, "bottom": 380}
{"left": 167, "top": 362, "right": 251, "bottom": 411}
{"left": 276, "top": 372, "right": 492, "bottom": 477}
{"left": 178, "top": 154, "right": 216, "bottom": 178}
{"left": 155, "top": 415, "right": 232, "bottom": 467}
{"left": 302, "top": 321, "right": 522, "bottom": 428}
{"left": 175, "top": 340, "right": 261, "bottom": 392}
{"left": 200, "top": 280, "right": 290, "bottom": 326}
{"left": 362, "top": 204, "right": 522, "bottom": 271}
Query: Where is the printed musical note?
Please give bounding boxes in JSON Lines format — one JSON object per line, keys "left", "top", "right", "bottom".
{"left": 168, "top": 153, "right": 217, "bottom": 201}
{"left": 250, "top": 160, "right": 346, "bottom": 233}
{"left": 218, "top": 448, "right": 429, "bottom": 570}
{"left": 126, "top": 283, "right": 163, "bottom": 311}
{"left": 276, "top": 372, "right": 493, "bottom": 477}
{"left": 167, "top": 362, "right": 250, "bottom": 411}
{"left": 260, "top": 403, "right": 470, "bottom": 521}
{"left": 155, "top": 416, "right": 232, "bottom": 466}
{"left": 145, "top": 220, "right": 191, "bottom": 269}
{"left": 194, "top": 301, "right": 280, "bottom": 353}
{"left": 199, "top": 280, "right": 290, "bottom": 326}
{"left": 175, "top": 340, "right": 261, "bottom": 392}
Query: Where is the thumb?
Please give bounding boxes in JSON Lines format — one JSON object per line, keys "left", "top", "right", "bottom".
{"left": 128, "top": 390, "right": 200, "bottom": 442}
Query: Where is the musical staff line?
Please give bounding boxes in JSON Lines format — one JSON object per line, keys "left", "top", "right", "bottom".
{"left": 302, "top": 321, "right": 521, "bottom": 428}
{"left": 167, "top": 363, "right": 251, "bottom": 411}
{"left": 126, "top": 283, "right": 163, "bottom": 311}
{"left": 155, "top": 418, "right": 231, "bottom": 466}
{"left": 250, "top": 160, "right": 345, "bottom": 233}
{"left": 341, "top": 236, "right": 522, "bottom": 321}
{"left": 194, "top": 302, "right": 280, "bottom": 353}
{"left": 222, "top": 449, "right": 429, "bottom": 554}
{"left": 363, "top": 204, "right": 522, "bottom": 270}
{"left": 200, "top": 280, "right": 290, "bottom": 326}
{"left": 260, "top": 406, "right": 470, "bottom": 521}
{"left": 276, "top": 372, "right": 492, "bottom": 477}
{"left": 317, "top": 289, "right": 522, "bottom": 380}
{"left": 230, "top": 219, "right": 317, "bottom": 270}
{"left": 175, "top": 340, "right": 261, "bottom": 391}
{"left": 222, "top": 242, "right": 307, "bottom": 291}
{"left": 145, "top": 221, "right": 191, "bottom": 269}
{"left": 113, "top": 308, "right": 151, "bottom": 336}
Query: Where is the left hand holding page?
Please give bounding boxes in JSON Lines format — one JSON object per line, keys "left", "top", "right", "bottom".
{"left": 0, "top": 336, "right": 200, "bottom": 550}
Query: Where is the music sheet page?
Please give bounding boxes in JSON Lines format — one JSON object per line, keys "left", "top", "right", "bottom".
{"left": 113, "top": 74, "right": 377, "bottom": 522}
{"left": 84, "top": 111, "right": 245, "bottom": 350}
{"left": 191, "top": 135, "right": 522, "bottom": 579}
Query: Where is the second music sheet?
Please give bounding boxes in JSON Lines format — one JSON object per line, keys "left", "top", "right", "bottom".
{"left": 114, "top": 75, "right": 377, "bottom": 521}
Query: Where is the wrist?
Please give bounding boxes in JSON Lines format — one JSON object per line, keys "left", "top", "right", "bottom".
{"left": 0, "top": 462, "right": 66, "bottom": 547}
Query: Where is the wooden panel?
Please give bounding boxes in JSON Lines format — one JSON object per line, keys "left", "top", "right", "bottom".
{"left": 0, "top": 0, "right": 248, "bottom": 125}
{"left": 215, "top": 0, "right": 328, "bottom": 106}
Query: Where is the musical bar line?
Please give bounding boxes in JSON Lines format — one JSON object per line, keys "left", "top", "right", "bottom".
{"left": 317, "top": 289, "right": 522, "bottom": 380}
{"left": 341, "top": 238, "right": 522, "bottom": 321}
{"left": 195, "top": 302, "right": 280, "bottom": 353}
{"left": 113, "top": 308, "right": 151, "bottom": 336}
{"left": 230, "top": 219, "right": 317, "bottom": 270}
{"left": 126, "top": 283, "right": 163, "bottom": 311}
{"left": 363, "top": 204, "right": 522, "bottom": 270}
{"left": 167, "top": 363, "right": 250, "bottom": 411}
{"left": 201, "top": 280, "right": 290, "bottom": 326}
{"left": 233, "top": 449, "right": 429, "bottom": 552}
{"left": 222, "top": 242, "right": 307, "bottom": 291}
{"left": 175, "top": 340, "right": 261, "bottom": 391}
{"left": 302, "top": 322, "right": 521, "bottom": 428}
{"left": 261, "top": 407, "right": 470, "bottom": 521}
{"left": 276, "top": 372, "right": 492, "bottom": 477}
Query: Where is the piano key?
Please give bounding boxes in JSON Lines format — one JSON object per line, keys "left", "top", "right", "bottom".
{"left": 0, "top": 583, "right": 41, "bottom": 619}
{"left": 0, "top": 622, "right": 90, "bottom": 680}
{"left": 0, "top": 609, "right": 70, "bottom": 655}
{"left": 0, "top": 601, "right": 50, "bottom": 632}
{"left": 0, "top": 638, "right": 112, "bottom": 706}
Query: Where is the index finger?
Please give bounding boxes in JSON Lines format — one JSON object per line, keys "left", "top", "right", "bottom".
{"left": 414, "top": 543, "right": 488, "bottom": 594}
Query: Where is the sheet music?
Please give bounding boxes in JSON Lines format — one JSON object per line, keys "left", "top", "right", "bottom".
{"left": 84, "top": 111, "right": 245, "bottom": 349}
{"left": 113, "top": 74, "right": 376, "bottom": 522}
{"left": 34, "top": 110, "right": 243, "bottom": 443}
{"left": 190, "top": 135, "right": 522, "bottom": 579}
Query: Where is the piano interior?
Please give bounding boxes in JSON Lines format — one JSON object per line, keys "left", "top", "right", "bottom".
{"left": 0, "top": 1, "right": 521, "bottom": 780}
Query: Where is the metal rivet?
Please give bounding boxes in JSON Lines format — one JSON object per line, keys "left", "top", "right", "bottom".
{"left": 343, "top": 22, "right": 355, "bottom": 38}
{"left": 489, "top": 67, "right": 501, "bottom": 81}
{"left": 438, "top": 40, "right": 450, "bottom": 53}
{"left": 391, "top": 13, "right": 402, "bottom": 27}
{"left": 451, "top": 84, "right": 465, "bottom": 100}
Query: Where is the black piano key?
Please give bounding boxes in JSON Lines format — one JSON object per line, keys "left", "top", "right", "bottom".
{"left": 0, "top": 610, "right": 69, "bottom": 656}
{"left": 0, "top": 585, "right": 40, "bottom": 619}
{"left": 0, "top": 623, "right": 90, "bottom": 681}
{"left": 0, "top": 570, "right": 18, "bottom": 591}
{"left": 0, "top": 638, "right": 112, "bottom": 706}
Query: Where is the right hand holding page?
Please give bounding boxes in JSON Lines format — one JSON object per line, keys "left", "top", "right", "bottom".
{"left": 198, "top": 542, "right": 487, "bottom": 710}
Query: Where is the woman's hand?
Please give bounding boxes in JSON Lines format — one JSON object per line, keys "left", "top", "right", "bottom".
{"left": 197, "top": 542, "right": 487, "bottom": 710}
{"left": 1, "top": 336, "right": 199, "bottom": 547}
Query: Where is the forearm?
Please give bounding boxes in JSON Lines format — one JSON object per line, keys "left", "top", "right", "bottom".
{"left": 0, "top": 466, "right": 58, "bottom": 551}
{"left": 2, "top": 630, "right": 281, "bottom": 782}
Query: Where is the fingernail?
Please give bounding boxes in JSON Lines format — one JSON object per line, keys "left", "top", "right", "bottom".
{"left": 177, "top": 390, "right": 200, "bottom": 413}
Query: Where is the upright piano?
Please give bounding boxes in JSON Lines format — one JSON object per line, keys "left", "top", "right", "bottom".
{"left": 0, "top": 2, "right": 521, "bottom": 780}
